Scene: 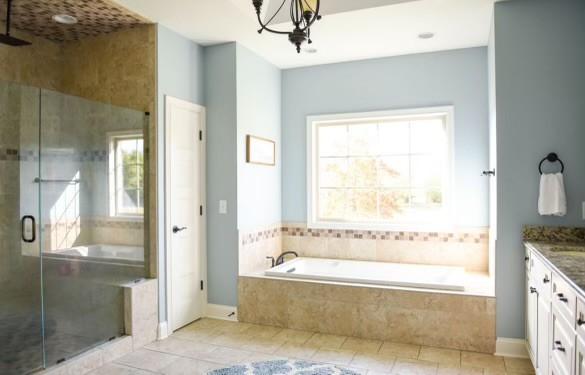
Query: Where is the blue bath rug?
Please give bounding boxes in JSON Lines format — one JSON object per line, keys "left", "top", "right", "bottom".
{"left": 208, "top": 360, "right": 362, "bottom": 375}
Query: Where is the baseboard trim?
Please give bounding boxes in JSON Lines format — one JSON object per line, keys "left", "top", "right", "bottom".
{"left": 205, "top": 304, "right": 238, "bottom": 321}
{"left": 495, "top": 337, "right": 529, "bottom": 358}
{"left": 157, "top": 321, "right": 170, "bottom": 340}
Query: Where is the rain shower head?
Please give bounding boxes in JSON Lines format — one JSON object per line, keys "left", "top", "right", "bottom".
{"left": 1, "top": 0, "right": 31, "bottom": 46}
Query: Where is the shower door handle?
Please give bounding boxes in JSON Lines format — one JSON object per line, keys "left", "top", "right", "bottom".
{"left": 21, "top": 215, "right": 36, "bottom": 243}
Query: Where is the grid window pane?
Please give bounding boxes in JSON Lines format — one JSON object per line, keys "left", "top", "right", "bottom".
{"left": 319, "top": 158, "right": 347, "bottom": 188}
{"left": 319, "top": 188, "right": 346, "bottom": 220}
{"left": 319, "top": 125, "right": 347, "bottom": 157}
{"left": 112, "top": 135, "right": 144, "bottom": 216}
{"left": 314, "top": 112, "right": 449, "bottom": 225}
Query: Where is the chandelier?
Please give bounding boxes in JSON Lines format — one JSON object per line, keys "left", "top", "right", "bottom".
{"left": 253, "top": 0, "right": 322, "bottom": 53}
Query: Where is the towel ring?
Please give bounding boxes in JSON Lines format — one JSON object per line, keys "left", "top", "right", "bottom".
{"left": 539, "top": 152, "right": 564, "bottom": 175}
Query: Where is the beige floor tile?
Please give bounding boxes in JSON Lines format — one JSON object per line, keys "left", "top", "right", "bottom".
{"left": 115, "top": 348, "right": 179, "bottom": 372}
{"left": 504, "top": 358, "right": 535, "bottom": 374}
{"left": 306, "top": 333, "right": 348, "bottom": 349}
{"left": 145, "top": 337, "right": 217, "bottom": 358}
{"left": 350, "top": 353, "right": 395, "bottom": 372}
{"left": 240, "top": 337, "right": 285, "bottom": 354}
{"left": 312, "top": 348, "right": 357, "bottom": 366}
{"left": 210, "top": 333, "right": 250, "bottom": 347}
{"left": 272, "top": 329, "right": 314, "bottom": 344}
{"left": 173, "top": 326, "right": 222, "bottom": 343}
{"left": 213, "top": 321, "right": 252, "bottom": 335}
{"left": 87, "top": 363, "right": 154, "bottom": 375}
{"left": 342, "top": 337, "right": 383, "bottom": 354}
{"left": 437, "top": 364, "right": 484, "bottom": 375}
{"left": 195, "top": 346, "right": 254, "bottom": 365}
{"left": 367, "top": 371, "right": 393, "bottom": 375}
{"left": 159, "top": 357, "right": 223, "bottom": 375}
{"left": 275, "top": 342, "right": 320, "bottom": 360}
{"left": 243, "top": 324, "right": 283, "bottom": 339}
{"left": 379, "top": 342, "right": 421, "bottom": 359}
{"left": 246, "top": 353, "right": 289, "bottom": 363}
{"left": 391, "top": 359, "right": 439, "bottom": 375}
{"left": 461, "top": 352, "right": 505, "bottom": 372}
{"left": 419, "top": 347, "right": 461, "bottom": 366}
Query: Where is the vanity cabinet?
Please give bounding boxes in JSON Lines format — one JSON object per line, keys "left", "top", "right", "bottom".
{"left": 526, "top": 246, "right": 584, "bottom": 375}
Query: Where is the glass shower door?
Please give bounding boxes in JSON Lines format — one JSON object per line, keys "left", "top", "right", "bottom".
{"left": 0, "top": 80, "right": 44, "bottom": 374}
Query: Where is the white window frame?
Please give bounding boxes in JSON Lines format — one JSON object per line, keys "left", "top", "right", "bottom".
{"left": 307, "top": 106, "right": 455, "bottom": 231}
{"left": 108, "top": 130, "right": 145, "bottom": 218}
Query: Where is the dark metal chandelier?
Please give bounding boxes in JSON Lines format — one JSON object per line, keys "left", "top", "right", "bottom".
{"left": 253, "top": 0, "right": 322, "bottom": 53}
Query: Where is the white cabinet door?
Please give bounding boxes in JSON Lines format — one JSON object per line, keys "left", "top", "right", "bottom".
{"left": 537, "top": 292, "right": 551, "bottom": 375}
{"left": 528, "top": 274, "right": 539, "bottom": 364}
{"left": 577, "top": 337, "right": 585, "bottom": 375}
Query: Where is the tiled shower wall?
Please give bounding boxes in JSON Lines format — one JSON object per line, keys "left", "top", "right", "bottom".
{"left": 239, "top": 223, "right": 489, "bottom": 274}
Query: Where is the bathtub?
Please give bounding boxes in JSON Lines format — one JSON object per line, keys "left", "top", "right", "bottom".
{"left": 45, "top": 244, "right": 144, "bottom": 266}
{"left": 265, "top": 257, "right": 466, "bottom": 291}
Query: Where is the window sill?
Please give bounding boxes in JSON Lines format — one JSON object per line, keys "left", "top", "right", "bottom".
{"left": 307, "top": 220, "right": 457, "bottom": 233}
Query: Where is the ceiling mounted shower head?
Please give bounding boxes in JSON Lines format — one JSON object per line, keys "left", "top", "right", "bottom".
{"left": 1, "top": 0, "right": 31, "bottom": 46}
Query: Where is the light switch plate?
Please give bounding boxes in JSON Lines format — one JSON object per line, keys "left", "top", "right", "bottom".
{"left": 219, "top": 200, "right": 227, "bottom": 214}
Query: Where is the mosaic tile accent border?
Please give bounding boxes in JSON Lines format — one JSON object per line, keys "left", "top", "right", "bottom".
{"left": 0, "top": 147, "right": 110, "bottom": 162}
{"left": 523, "top": 225, "right": 585, "bottom": 243}
{"left": 241, "top": 223, "right": 488, "bottom": 245}
{"left": 43, "top": 217, "right": 144, "bottom": 230}
{"left": 241, "top": 226, "right": 282, "bottom": 246}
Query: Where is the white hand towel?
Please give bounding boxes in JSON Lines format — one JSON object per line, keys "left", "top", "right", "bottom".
{"left": 538, "top": 173, "right": 567, "bottom": 216}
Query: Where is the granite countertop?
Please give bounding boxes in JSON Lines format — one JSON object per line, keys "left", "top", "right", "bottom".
{"left": 525, "top": 241, "right": 585, "bottom": 296}
{"left": 523, "top": 225, "right": 585, "bottom": 297}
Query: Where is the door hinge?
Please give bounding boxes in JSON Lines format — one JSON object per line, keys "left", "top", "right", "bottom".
{"left": 200, "top": 205, "right": 203, "bottom": 216}
{"left": 199, "top": 130, "right": 202, "bottom": 141}
{"left": 200, "top": 280, "right": 204, "bottom": 290}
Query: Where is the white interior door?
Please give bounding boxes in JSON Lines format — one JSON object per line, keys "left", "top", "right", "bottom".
{"left": 165, "top": 96, "right": 205, "bottom": 331}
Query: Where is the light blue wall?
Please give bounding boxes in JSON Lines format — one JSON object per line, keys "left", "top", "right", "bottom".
{"left": 494, "top": 0, "right": 585, "bottom": 339}
{"left": 203, "top": 43, "right": 240, "bottom": 306}
{"left": 281, "top": 48, "right": 490, "bottom": 227}
{"left": 156, "top": 25, "right": 205, "bottom": 321}
{"left": 236, "top": 45, "right": 282, "bottom": 231}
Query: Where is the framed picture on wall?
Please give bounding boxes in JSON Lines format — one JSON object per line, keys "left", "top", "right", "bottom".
{"left": 246, "top": 135, "right": 276, "bottom": 166}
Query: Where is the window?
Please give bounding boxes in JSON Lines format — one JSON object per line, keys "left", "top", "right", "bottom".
{"left": 307, "top": 107, "right": 453, "bottom": 229}
{"left": 109, "top": 133, "right": 144, "bottom": 217}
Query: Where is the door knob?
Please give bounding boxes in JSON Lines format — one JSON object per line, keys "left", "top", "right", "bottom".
{"left": 172, "top": 226, "right": 187, "bottom": 234}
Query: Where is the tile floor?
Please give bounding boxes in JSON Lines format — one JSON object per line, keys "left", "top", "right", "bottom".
{"left": 89, "top": 319, "right": 535, "bottom": 375}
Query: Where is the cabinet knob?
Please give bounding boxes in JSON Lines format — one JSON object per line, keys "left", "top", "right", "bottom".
{"left": 543, "top": 276, "right": 550, "bottom": 283}
{"left": 578, "top": 318, "right": 585, "bottom": 326}
{"left": 554, "top": 340, "right": 566, "bottom": 352}
{"left": 557, "top": 293, "right": 569, "bottom": 303}
{"left": 530, "top": 287, "right": 538, "bottom": 294}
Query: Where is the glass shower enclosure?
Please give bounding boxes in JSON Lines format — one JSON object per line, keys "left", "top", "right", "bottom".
{"left": 0, "top": 80, "right": 148, "bottom": 374}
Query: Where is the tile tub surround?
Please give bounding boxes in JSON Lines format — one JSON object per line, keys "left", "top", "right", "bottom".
{"left": 239, "top": 224, "right": 283, "bottom": 275}
{"left": 238, "top": 276, "right": 496, "bottom": 353}
{"left": 281, "top": 224, "right": 489, "bottom": 272}
{"left": 85, "top": 318, "right": 526, "bottom": 375}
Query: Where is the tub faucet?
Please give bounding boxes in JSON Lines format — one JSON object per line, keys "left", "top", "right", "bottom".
{"left": 275, "top": 251, "right": 298, "bottom": 266}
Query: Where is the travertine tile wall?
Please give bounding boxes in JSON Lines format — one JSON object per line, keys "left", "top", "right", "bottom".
{"left": 239, "top": 223, "right": 282, "bottom": 275}
{"left": 0, "top": 24, "right": 157, "bottom": 276}
{"left": 239, "top": 223, "right": 489, "bottom": 273}
{"left": 239, "top": 276, "right": 496, "bottom": 353}
{"left": 0, "top": 25, "right": 62, "bottom": 90}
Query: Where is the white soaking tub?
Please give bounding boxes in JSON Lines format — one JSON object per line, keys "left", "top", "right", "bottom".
{"left": 265, "top": 257, "right": 466, "bottom": 291}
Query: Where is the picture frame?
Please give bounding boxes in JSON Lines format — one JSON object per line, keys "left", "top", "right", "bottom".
{"left": 246, "top": 135, "right": 276, "bottom": 166}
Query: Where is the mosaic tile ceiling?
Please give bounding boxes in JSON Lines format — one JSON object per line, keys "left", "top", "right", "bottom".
{"left": 0, "top": 0, "right": 151, "bottom": 42}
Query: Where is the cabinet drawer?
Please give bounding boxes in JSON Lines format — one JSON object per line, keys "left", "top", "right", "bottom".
{"left": 531, "top": 253, "right": 552, "bottom": 300}
{"left": 578, "top": 298, "right": 585, "bottom": 340}
{"left": 526, "top": 247, "right": 532, "bottom": 271}
{"left": 553, "top": 272, "right": 577, "bottom": 324}
{"left": 552, "top": 308, "right": 575, "bottom": 375}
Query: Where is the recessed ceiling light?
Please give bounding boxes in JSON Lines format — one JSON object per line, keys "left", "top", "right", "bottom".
{"left": 418, "top": 32, "right": 435, "bottom": 40}
{"left": 303, "top": 47, "right": 318, "bottom": 54}
{"left": 53, "top": 14, "right": 78, "bottom": 25}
